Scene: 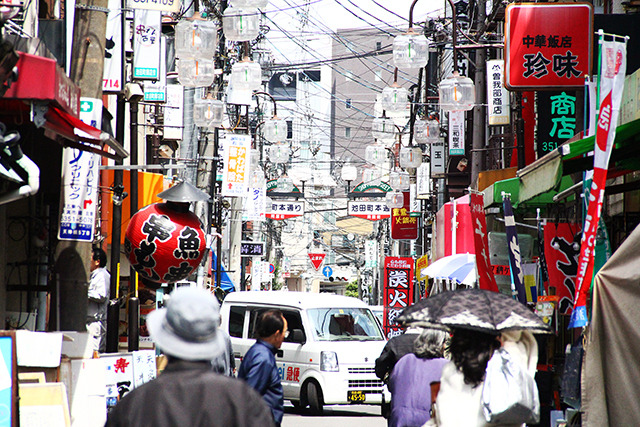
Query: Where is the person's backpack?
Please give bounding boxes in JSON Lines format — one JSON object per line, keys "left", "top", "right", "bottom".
{"left": 481, "top": 348, "right": 540, "bottom": 424}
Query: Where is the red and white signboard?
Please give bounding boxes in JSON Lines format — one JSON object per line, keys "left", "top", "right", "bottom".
{"left": 265, "top": 200, "right": 304, "bottom": 220}
{"left": 383, "top": 257, "right": 415, "bottom": 339}
{"left": 347, "top": 201, "right": 391, "bottom": 221}
{"left": 390, "top": 192, "right": 418, "bottom": 240}
{"left": 308, "top": 253, "right": 326, "bottom": 270}
{"left": 505, "top": 3, "right": 593, "bottom": 90}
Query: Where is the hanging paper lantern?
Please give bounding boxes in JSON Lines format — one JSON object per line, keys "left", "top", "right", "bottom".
{"left": 124, "top": 202, "right": 206, "bottom": 284}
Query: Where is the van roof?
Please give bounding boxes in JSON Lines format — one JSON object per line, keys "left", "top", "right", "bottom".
{"left": 222, "top": 291, "right": 370, "bottom": 310}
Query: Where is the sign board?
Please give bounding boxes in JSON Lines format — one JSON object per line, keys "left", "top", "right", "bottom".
{"left": 430, "top": 141, "right": 446, "bottom": 177}
{"left": 221, "top": 134, "right": 251, "bottom": 197}
{"left": 390, "top": 191, "right": 419, "bottom": 240}
{"left": 322, "top": 266, "right": 333, "bottom": 278}
{"left": 448, "top": 110, "right": 465, "bottom": 155}
{"left": 103, "top": 0, "right": 123, "bottom": 93}
{"left": 365, "top": 240, "right": 378, "bottom": 268}
{"left": 416, "top": 254, "right": 429, "bottom": 281}
{"left": 128, "top": 0, "right": 180, "bottom": 14}
{"left": 164, "top": 85, "right": 184, "bottom": 140}
{"left": 347, "top": 201, "right": 390, "bottom": 221}
{"left": 240, "top": 241, "right": 264, "bottom": 257}
{"left": 416, "top": 163, "right": 431, "bottom": 199}
{"left": 308, "top": 253, "right": 326, "bottom": 270}
{"left": 486, "top": 60, "right": 510, "bottom": 125}
{"left": 265, "top": 200, "right": 304, "bottom": 220}
{"left": 537, "top": 91, "right": 578, "bottom": 158}
{"left": 505, "top": 3, "right": 593, "bottom": 90}
{"left": 243, "top": 184, "right": 267, "bottom": 222}
{"left": 143, "top": 36, "right": 167, "bottom": 102}
{"left": 133, "top": 10, "right": 161, "bottom": 80}
{"left": 383, "top": 257, "right": 415, "bottom": 339}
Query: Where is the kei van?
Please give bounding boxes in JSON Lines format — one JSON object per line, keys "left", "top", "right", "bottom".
{"left": 220, "top": 291, "right": 387, "bottom": 413}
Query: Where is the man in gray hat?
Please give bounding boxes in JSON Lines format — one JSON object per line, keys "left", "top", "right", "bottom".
{"left": 105, "top": 286, "right": 274, "bottom": 427}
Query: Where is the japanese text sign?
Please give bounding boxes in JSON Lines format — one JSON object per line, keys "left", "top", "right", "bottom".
{"left": 505, "top": 3, "right": 593, "bottom": 90}
{"left": 222, "top": 134, "right": 251, "bottom": 197}
{"left": 430, "top": 141, "right": 446, "bottom": 176}
{"left": 347, "top": 201, "right": 390, "bottom": 221}
{"left": 133, "top": 10, "right": 161, "bottom": 80}
{"left": 469, "top": 193, "right": 499, "bottom": 292}
{"left": 103, "top": 0, "right": 123, "bottom": 92}
{"left": 537, "top": 91, "right": 578, "bottom": 158}
{"left": 383, "top": 257, "right": 414, "bottom": 339}
{"left": 308, "top": 253, "right": 326, "bottom": 270}
{"left": 240, "top": 241, "right": 264, "bottom": 257}
{"left": 390, "top": 192, "right": 418, "bottom": 240}
{"left": 265, "top": 201, "right": 304, "bottom": 220}
{"left": 448, "top": 110, "right": 465, "bottom": 155}
{"left": 128, "top": 0, "right": 180, "bottom": 14}
{"left": 486, "top": 60, "right": 510, "bottom": 125}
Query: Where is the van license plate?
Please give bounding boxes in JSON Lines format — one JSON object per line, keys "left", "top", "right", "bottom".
{"left": 348, "top": 391, "right": 366, "bottom": 402}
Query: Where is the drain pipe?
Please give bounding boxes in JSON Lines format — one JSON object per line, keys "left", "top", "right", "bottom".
{"left": 0, "top": 133, "right": 40, "bottom": 205}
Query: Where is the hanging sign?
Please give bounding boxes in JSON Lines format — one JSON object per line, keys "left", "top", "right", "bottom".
{"left": 365, "top": 240, "right": 378, "bottom": 268}
{"left": 103, "top": 0, "right": 123, "bottom": 92}
{"left": 243, "top": 184, "right": 267, "bottom": 222}
{"left": 221, "top": 134, "right": 251, "bottom": 197}
{"left": 448, "top": 110, "right": 465, "bottom": 155}
{"left": 240, "top": 241, "right": 264, "bottom": 257}
{"left": 390, "top": 191, "right": 418, "bottom": 240}
{"left": 430, "top": 141, "right": 446, "bottom": 177}
{"left": 469, "top": 192, "right": 499, "bottom": 292}
{"left": 570, "top": 34, "right": 627, "bottom": 328}
{"left": 128, "top": 0, "right": 180, "bottom": 13}
{"left": 164, "top": 85, "right": 184, "bottom": 141}
{"left": 486, "top": 60, "right": 510, "bottom": 125}
{"left": 347, "top": 201, "right": 390, "bottom": 221}
{"left": 265, "top": 201, "right": 304, "bottom": 220}
{"left": 308, "top": 253, "right": 326, "bottom": 270}
{"left": 505, "top": 3, "right": 593, "bottom": 90}
{"left": 383, "top": 257, "right": 414, "bottom": 339}
{"left": 133, "top": 10, "right": 161, "bottom": 80}
{"left": 536, "top": 91, "right": 578, "bottom": 158}
{"left": 143, "top": 36, "right": 167, "bottom": 102}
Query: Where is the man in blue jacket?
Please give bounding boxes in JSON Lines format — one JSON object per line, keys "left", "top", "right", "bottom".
{"left": 238, "top": 309, "right": 288, "bottom": 426}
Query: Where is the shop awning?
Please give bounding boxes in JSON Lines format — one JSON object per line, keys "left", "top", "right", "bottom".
{"left": 511, "top": 118, "right": 640, "bottom": 205}
{"left": 484, "top": 175, "right": 575, "bottom": 209}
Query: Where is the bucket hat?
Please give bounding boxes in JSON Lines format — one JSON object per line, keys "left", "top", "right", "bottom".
{"left": 147, "top": 286, "right": 226, "bottom": 360}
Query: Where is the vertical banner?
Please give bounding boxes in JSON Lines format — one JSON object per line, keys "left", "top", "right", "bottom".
{"left": 243, "top": 184, "right": 266, "bottom": 221}
{"left": 448, "top": 110, "right": 465, "bottom": 155}
{"left": 221, "top": 134, "right": 251, "bottom": 197}
{"left": 103, "top": 0, "right": 123, "bottom": 92}
{"left": 469, "top": 193, "right": 499, "bottom": 292}
{"left": 390, "top": 191, "right": 418, "bottom": 240}
{"left": 364, "top": 240, "right": 378, "bottom": 268}
{"left": 383, "top": 257, "right": 414, "bottom": 339}
{"left": 164, "top": 85, "right": 184, "bottom": 140}
{"left": 544, "top": 222, "right": 581, "bottom": 315}
{"left": 416, "top": 163, "right": 430, "bottom": 198}
{"left": 143, "top": 36, "right": 167, "bottom": 102}
{"left": 536, "top": 213, "right": 550, "bottom": 298}
{"left": 570, "top": 34, "right": 627, "bottom": 328}
{"left": 133, "top": 10, "right": 161, "bottom": 80}
{"left": 430, "top": 141, "right": 446, "bottom": 176}
{"left": 486, "top": 60, "right": 510, "bottom": 125}
{"left": 502, "top": 195, "right": 526, "bottom": 303}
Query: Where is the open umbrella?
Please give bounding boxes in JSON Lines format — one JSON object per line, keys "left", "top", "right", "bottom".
{"left": 397, "top": 288, "right": 551, "bottom": 334}
{"left": 421, "top": 253, "right": 477, "bottom": 285}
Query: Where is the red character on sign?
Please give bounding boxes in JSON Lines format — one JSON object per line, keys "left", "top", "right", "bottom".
{"left": 114, "top": 357, "right": 130, "bottom": 373}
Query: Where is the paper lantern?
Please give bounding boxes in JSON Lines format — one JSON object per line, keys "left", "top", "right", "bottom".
{"left": 124, "top": 202, "right": 206, "bottom": 284}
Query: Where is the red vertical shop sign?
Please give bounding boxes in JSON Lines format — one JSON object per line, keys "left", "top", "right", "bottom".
{"left": 383, "top": 257, "right": 414, "bottom": 339}
{"left": 390, "top": 191, "right": 418, "bottom": 240}
{"left": 505, "top": 3, "right": 593, "bottom": 90}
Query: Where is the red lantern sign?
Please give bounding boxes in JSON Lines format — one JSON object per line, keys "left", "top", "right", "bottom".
{"left": 124, "top": 202, "right": 207, "bottom": 284}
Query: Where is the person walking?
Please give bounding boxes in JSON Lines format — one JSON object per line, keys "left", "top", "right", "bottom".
{"left": 105, "top": 286, "right": 275, "bottom": 427}
{"left": 387, "top": 328, "right": 449, "bottom": 427}
{"left": 375, "top": 327, "right": 422, "bottom": 381}
{"left": 238, "top": 309, "right": 288, "bottom": 427}
{"left": 87, "top": 247, "right": 110, "bottom": 353}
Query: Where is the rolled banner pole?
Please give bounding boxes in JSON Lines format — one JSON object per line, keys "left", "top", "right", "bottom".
{"left": 128, "top": 272, "right": 140, "bottom": 352}
{"left": 106, "top": 263, "right": 121, "bottom": 353}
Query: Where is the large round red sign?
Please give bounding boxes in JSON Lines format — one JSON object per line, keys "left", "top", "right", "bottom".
{"left": 124, "top": 202, "right": 206, "bottom": 284}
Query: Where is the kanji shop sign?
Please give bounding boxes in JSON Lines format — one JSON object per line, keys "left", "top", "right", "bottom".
{"left": 347, "top": 201, "right": 391, "bottom": 221}
{"left": 537, "top": 91, "right": 578, "bottom": 158}
{"left": 390, "top": 191, "right": 418, "bottom": 240}
{"left": 240, "top": 241, "right": 264, "bottom": 257}
{"left": 265, "top": 200, "right": 304, "bottom": 220}
{"left": 308, "top": 253, "right": 326, "bottom": 270}
{"left": 383, "top": 257, "right": 414, "bottom": 339}
{"left": 505, "top": 3, "right": 593, "bottom": 90}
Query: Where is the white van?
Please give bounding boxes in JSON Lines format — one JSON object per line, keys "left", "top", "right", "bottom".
{"left": 220, "top": 291, "right": 387, "bottom": 413}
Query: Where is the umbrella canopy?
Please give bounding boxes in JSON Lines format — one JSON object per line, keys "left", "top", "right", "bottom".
{"left": 397, "top": 288, "right": 551, "bottom": 334}
{"left": 421, "top": 253, "right": 477, "bottom": 285}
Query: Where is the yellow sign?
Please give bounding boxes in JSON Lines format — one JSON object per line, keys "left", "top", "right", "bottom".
{"left": 416, "top": 254, "right": 429, "bottom": 281}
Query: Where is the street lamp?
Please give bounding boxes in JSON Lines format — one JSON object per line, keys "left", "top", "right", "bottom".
{"left": 230, "top": 58, "right": 263, "bottom": 92}
{"left": 414, "top": 117, "right": 440, "bottom": 144}
{"left": 175, "top": 13, "right": 217, "bottom": 60}
{"left": 385, "top": 190, "right": 404, "bottom": 209}
{"left": 222, "top": 6, "right": 260, "bottom": 41}
{"left": 372, "top": 115, "right": 397, "bottom": 142}
{"left": 389, "top": 170, "right": 410, "bottom": 191}
{"left": 399, "top": 145, "right": 422, "bottom": 169}
{"left": 193, "top": 93, "right": 224, "bottom": 128}
{"left": 341, "top": 162, "right": 358, "bottom": 194}
{"left": 393, "top": 0, "right": 430, "bottom": 69}
{"left": 365, "top": 144, "right": 388, "bottom": 164}
{"left": 381, "top": 68, "right": 409, "bottom": 112}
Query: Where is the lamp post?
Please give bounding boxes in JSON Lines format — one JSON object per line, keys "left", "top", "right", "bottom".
{"left": 341, "top": 162, "right": 358, "bottom": 194}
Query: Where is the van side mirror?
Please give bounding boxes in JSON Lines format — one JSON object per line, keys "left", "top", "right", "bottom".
{"left": 289, "top": 328, "right": 305, "bottom": 344}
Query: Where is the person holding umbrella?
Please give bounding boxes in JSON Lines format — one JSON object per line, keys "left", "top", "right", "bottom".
{"left": 398, "top": 288, "right": 549, "bottom": 427}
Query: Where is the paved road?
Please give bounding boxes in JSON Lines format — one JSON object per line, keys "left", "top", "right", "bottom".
{"left": 282, "top": 404, "right": 386, "bottom": 427}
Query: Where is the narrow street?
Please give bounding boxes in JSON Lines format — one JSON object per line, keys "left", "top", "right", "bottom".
{"left": 282, "top": 404, "right": 386, "bottom": 427}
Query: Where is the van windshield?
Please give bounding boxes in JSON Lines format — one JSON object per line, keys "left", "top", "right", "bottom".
{"left": 307, "top": 308, "right": 385, "bottom": 341}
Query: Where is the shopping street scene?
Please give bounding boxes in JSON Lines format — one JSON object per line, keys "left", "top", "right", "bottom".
{"left": 0, "top": 0, "right": 639, "bottom": 426}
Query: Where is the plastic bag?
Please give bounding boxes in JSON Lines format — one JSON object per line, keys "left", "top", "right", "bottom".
{"left": 481, "top": 348, "right": 540, "bottom": 424}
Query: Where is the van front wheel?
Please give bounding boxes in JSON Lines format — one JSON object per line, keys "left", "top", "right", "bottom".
{"left": 306, "top": 381, "right": 323, "bottom": 415}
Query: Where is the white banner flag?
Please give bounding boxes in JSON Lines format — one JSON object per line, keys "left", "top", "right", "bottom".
{"left": 133, "top": 10, "right": 161, "bottom": 80}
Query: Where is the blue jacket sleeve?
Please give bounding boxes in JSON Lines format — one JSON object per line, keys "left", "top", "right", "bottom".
{"left": 239, "top": 350, "right": 272, "bottom": 395}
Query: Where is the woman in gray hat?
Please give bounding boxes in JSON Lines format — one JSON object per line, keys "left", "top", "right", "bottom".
{"left": 105, "top": 286, "right": 274, "bottom": 427}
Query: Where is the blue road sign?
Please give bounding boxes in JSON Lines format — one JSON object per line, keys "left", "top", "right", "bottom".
{"left": 322, "top": 266, "right": 333, "bottom": 278}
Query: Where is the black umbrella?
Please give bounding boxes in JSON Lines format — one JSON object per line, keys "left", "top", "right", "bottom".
{"left": 397, "top": 288, "right": 551, "bottom": 334}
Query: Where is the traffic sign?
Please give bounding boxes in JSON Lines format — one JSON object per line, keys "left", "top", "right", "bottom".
{"left": 308, "top": 253, "right": 326, "bottom": 270}
{"left": 322, "top": 266, "right": 333, "bottom": 278}
{"left": 269, "top": 264, "right": 275, "bottom": 274}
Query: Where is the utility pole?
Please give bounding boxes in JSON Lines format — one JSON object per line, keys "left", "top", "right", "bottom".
{"left": 471, "top": 0, "right": 487, "bottom": 189}
{"left": 55, "top": 0, "right": 108, "bottom": 331}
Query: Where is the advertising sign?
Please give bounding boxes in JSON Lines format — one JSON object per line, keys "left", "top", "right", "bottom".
{"left": 221, "top": 134, "right": 251, "bottom": 197}
{"left": 103, "top": 0, "right": 123, "bottom": 93}
{"left": 143, "top": 36, "right": 167, "bottom": 102}
{"left": 243, "top": 184, "right": 267, "bottom": 222}
{"left": 364, "top": 240, "right": 378, "bottom": 268}
{"left": 486, "top": 60, "right": 510, "bottom": 125}
{"left": 240, "top": 241, "right": 264, "bottom": 257}
{"left": 537, "top": 91, "right": 578, "bottom": 158}
{"left": 430, "top": 141, "right": 446, "bottom": 177}
{"left": 265, "top": 201, "right": 304, "bottom": 220}
{"left": 390, "top": 191, "right": 418, "bottom": 240}
{"left": 469, "top": 192, "right": 499, "bottom": 292}
{"left": 133, "top": 10, "right": 161, "bottom": 80}
{"left": 308, "top": 253, "right": 326, "bottom": 270}
{"left": 347, "top": 201, "right": 390, "bottom": 221}
{"left": 383, "top": 257, "right": 414, "bottom": 339}
{"left": 448, "top": 110, "right": 465, "bottom": 155}
{"left": 128, "top": 0, "right": 180, "bottom": 14}
{"left": 505, "top": 3, "right": 593, "bottom": 89}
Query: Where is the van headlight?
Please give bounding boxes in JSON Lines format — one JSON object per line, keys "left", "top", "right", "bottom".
{"left": 320, "top": 351, "right": 339, "bottom": 372}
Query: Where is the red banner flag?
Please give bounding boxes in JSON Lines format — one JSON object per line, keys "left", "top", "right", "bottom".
{"left": 469, "top": 193, "right": 499, "bottom": 292}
